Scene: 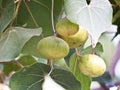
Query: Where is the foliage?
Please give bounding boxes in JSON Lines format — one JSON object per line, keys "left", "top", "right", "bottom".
{"left": 0, "top": 0, "right": 120, "bottom": 90}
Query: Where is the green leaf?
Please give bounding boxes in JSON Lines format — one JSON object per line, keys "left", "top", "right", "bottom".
{"left": 3, "top": 61, "right": 21, "bottom": 75}
{"left": 0, "top": 27, "right": 42, "bottom": 62}
{"left": 64, "top": 0, "right": 116, "bottom": 45}
{"left": 54, "top": 58, "right": 69, "bottom": 70}
{"left": 21, "top": 36, "right": 41, "bottom": 57}
{"left": 80, "top": 42, "right": 103, "bottom": 55}
{"left": 37, "top": 57, "right": 47, "bottom": 64}
{"left": 69, "top": 53, "right": 91, "bottom": 90}
{"left": 93, "top": 72, "right": 112, "bottom": 83}
{"left": 0, "top": 0, "right": 2, "bottom": 6}
{"left": 0, "top": 0, "right": 15, "bottom": 32}
{"left": 18, "top": 55, "right": 37, "bottom": 66}
{"left": 3, "top": 55, "right": 37, "bottom": 75}
{"left": 115, "top": 0, "right": 120, "bottom": 6}
{"left": 15, "top": 0, "right": 63, "bottom": 36}
{"left": 9, "top": 63, "right": 81, "bottom": 90}
{"left": 113, "top": 10, "right": 120, "bottom": 23}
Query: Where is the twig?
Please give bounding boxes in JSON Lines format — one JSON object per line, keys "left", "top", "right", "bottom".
{"left": 12, "top": 60, "right": 24, "bottom": 68}
{"left": 48, "top": 59, "right": 53, "bottom": 76}
{"left": 51, "top": 0, "right": 56, "bottom": 36}
{"left": 90, "top": 35, "right": 96, "bottom": 54}
{"left": 72, "top": 48, "right": 80, "bottom": 74}
{"left": 23, "top": 0, "right": 39, "bottom": 27}
{"left": 0, "top": 71, "right": 5, "bottom": 83}
{"left": 10, "top": 0, "right": 22, "bottom": 27}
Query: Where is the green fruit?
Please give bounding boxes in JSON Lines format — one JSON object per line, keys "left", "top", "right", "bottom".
{"left": 56, "top": 18, "right": 88, "bottom": 48}
{"left": 78, "top": 54, "right": 106, "bottom": 77}
{"left": 37, "top": 36, "right": 69, "bottom": 60}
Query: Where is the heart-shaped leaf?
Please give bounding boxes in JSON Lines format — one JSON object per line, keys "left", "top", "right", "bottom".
{"left": 9, "top": 63, "right": 81, "bottom": 90}
{"left": 0, "top": 27, "right": 42, "bottom": 62}
{"left": 0, "top": 0, "right": 15, "bottom": 32}
{"left": 69, "top": 53, "right": 91, "bottom": 90}
{"left": 64, "top": 0, "right": 117, "bottom": 46}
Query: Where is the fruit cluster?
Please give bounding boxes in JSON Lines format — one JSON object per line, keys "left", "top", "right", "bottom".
{"left": 37, "top": 18, "right": 106, "bottom": 77}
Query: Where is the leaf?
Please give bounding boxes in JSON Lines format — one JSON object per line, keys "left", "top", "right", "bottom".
{"left": 80, "top": 42, "right": 103, "bottom": 55}
{"left": 0, "top": 27, "right": 42, "bottom": 62}
{"left": 0, "top": 64, "right": 3, "bottom": 71}
{"left": 99, "top": 33, "right": 115, "bottom": 68}
{"left": 15, "top": 0, "right": 63, "bottom": 36}
{"left": 3, "top": 55, "right": 37, "bottom": 75}
{"left": 3, "top": 61, "right": 21, "bottom": 75}
{"left": 9, "top": 63, "right": 81, "bottom": 90}
{"left": 0, "top": 0, "right": 2, "bottom": 6}
{"left": 69, "top": 53, "right": 91, "bottom": 90}
{"left": 113, "top": 10, "right": 120, "bottom": 23}
{"left": 42, "top": 75, "right": 66, "bottom": 90}
{"left": 37, "top": 57, "right": 47, "bottom": 64}
{"left": 3, "top": 56, "right": 36, "bottom": 75}
{"left": 64, "top": 0, "right": 117, "bottom": 46}
{"left": 18, "top": 55, "right": 37, "bottom": 66}
{"left": 21, "top": 36, "right": 41, "bottom": 57}
{"left": 53, "top": 58, "right": 69, "bottom": 70}
{"left": 93, "top": 72, "right": 112, "bottom": 83}
{"left": 115, "top": 0, "right": 120, "bottom": 6}
{"left": 0, "top": 0, "right": 15, "bottom": 32}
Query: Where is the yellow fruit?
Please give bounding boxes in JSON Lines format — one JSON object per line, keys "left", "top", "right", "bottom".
{"left": 56, "top": 18, "right": 88, "bottom": 48}
{"left": 78, "top": 54, "right": 106, "bottom": 77}
{"left": 37, "top": 36, "right": 69, "bottom": 60}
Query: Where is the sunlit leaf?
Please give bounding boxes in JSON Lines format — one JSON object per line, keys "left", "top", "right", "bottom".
{"left": 0, "top": 27, "right": 42, "bottom": 62}
{"left": 0, "top": 0, "right": 15, "bottom": 32}
{"left": 69, "top": 53, "right": 91, "bottom": 90}
{"left": 64, "top": 0, "right": 117, "bottom": 46}
{"left": 9, "top": 63, "right": 81, "bottom": 90}
{"left": 15, "top": 0, "right": 63, "bottom": 36}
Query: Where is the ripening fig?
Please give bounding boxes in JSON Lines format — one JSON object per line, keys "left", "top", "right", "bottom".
{"left": 56, "top": 18, "right": 88, "bottom": 48}
{"left": 37, "top": 36, "right": 69, "bottom": 60}
{"left": 78, "top": 54, "right": 106, "bottom": 77}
